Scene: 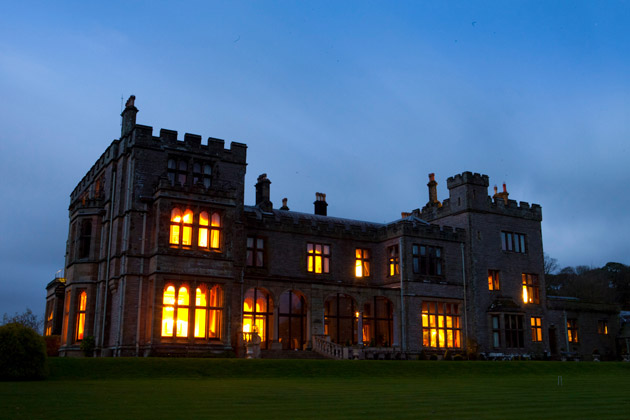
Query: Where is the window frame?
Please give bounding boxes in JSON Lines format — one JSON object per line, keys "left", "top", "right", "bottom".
{"left": 161, "top": 283, "right": 224, "bottom": 341}
{"left": 412, "top": 244, "right": 443, "bottom": 276}
{"left": 388, "top": 245, "right": 399, "bottom": 277}
{"left": 597, "top": 320, "right": 608, "bottom": 335}
{"left": 355, "top": 248, "right": 370, "bottom": 278}
{"left": 504, "top": 314, "right": 525, "bottom": 348}
{"left": 306, "top": 242, "right": 330, "bottom": 274}
{"left": 421, "top": 301, "right": 462, "bottom": 349}
{"left": 501, "top": 231, "right": 527, "bottom": 253}
{"left": 488, "top": 269, "right": 500, "bottom": 291}
{"left": 247, "top": 236, "right": 265, "bottom": 267}
{"left": 531, "top": 316, "right": 543, "bottom": 342}
{"left": 522, "top": 273, "right": 540, "bottom": 304}
{"left": 567, "top": 318, "right": 579, "bottom": 343}
{"left": 74, "top": 290, "right": 87, "bottom": 342}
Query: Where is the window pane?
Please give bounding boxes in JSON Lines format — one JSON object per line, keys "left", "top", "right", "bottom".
{"left": 178, "top": 287, "right": 189, "bottom": 306}
{"left": 182, "top": 226, "right": 192, "bottom": 245}
{"left": 199, "top": 212, "right": 209, "bottom": 226}
{"left": 176, "top": 308, "right": 188, "bottom": 337}
{"left": 198, "top": 228, "right": 208, "bottom": 247}
{"left": 194, "top": 308, "right": 206, "bottom": 338}
{"left": 163, "top": 286, "right": 176, "bottom": 305}
{"left": 162, "top": 306, "right": 174, "bottom": 336}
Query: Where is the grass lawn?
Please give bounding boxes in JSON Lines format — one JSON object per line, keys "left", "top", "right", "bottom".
{"left": 2, "top": 359, "right": 630, "bottom": 419}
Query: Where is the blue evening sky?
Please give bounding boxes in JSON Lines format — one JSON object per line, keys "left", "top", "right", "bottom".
{"left": 1, "top": 1, "right": 629, "bottom": 317}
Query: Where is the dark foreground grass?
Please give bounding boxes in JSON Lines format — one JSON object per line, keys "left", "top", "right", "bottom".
{"left": 3, "top": 359, "right": 630, "bottom": 420}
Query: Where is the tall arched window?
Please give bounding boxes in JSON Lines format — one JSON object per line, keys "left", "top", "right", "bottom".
{"left": 243, "top": 288, "right": 273, "bottom": 349}
{"left": 161, "top": 285, "right": 190, "bottom": 338}
{"left": 170, "top": 208, "right": 193, "bottom": 247}
{"left": 278, "top": 291, "right": 307, "bottom": 350}
{"left": 75, "top": 291, "right": 87, "bottom": 341}
{"left": 324, "top": 294, "right": 357, "bottom": 345}
{"left": 194, "top": 285, "right": 223, "bottom": 340}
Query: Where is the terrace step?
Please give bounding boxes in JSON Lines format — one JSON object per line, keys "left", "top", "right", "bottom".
{"left": 260, "top": 349, "right": 328, "bottom": 359}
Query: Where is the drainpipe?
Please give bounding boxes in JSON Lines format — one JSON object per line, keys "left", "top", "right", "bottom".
{"left": 135, "top": 202, "right": 147, "bottom": 356}
{"left": 461, "top": 243, "right": 468, "bottom": 350}
{"left": 116, "top": 158, "right": 133, "bottom": 355}
{"left": 100, "top": 169, "right": 117, "bottom": 353}
{"left": 399, "top": 237, "right": 406, "bottom": 352}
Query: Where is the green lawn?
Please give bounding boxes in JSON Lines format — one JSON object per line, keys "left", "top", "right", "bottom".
{"left": 3, "top": 359, "right": 630, "bottom": 419}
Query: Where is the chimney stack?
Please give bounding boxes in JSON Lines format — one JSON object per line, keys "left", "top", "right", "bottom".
{"left": 314, "top": 192, "right": 328, "bottom": 216}
{"left": 121, "top": 95, "right": 138, "bottom": 138}
{"left": 255, "top": 174, "right": 273, "bottom": 212}
{"left": 280, "top": 197, "right": 290, "bottom": 211}
{"left": 426, "top": 173, "right": 441, "bottom": 207}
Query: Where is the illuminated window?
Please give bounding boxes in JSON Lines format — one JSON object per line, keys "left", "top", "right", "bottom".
{"left": 193, "top": 285, "right": 223, "bottom": 340}
{"left": 355, "top": 249, "right": 370, "bottom": 277}
{"left": 167, "top": 158, "right": 188, "bottom": 186}
{"left": 169, "top": 208, "right": 193, "bottom": 247}
{"left": 567, "top": 319, "right": 578, "bottom": 343}
{"left": 161, "top": 285, "right": 190, "bottom": 338}
{"left": 75, "top": 291, "right": 87, "bottom": 342}
{"left": 198, "top": 212, "right": 221, "bottom": 250}
{"left": 324, "top": 293, "right": 357, "bottom": 345}
{"left": 421, "top": 301, "right": 461, "bottom": 349}
{"left": 388, "top": 245, "right": 399, "bottom": 277}
{"left": 193, "top": 162, "right": 212, "bottom": 188}
{"left": 501, "top": 231, "right": 527, "bottom": 253}
{"left": 597, "top": 320, "right": 608, "bottom": 335}
{"left": 44, "top": 302, "right": 54, "bottom": 336}
{"left": 78, "top": 220, "right": 92, "bottom": 259}
{"left": 278, "top": 291, "right": 307, "bottom": 350}
{"left": 413, "top": 245, "right": 442, "bottom": 276}
{"left": 491, "top": 315, "right": 500, "bottom": 348}
{"left": 246, "top": 236, "right": 265, "bottom": 267}
{"left": 505, "top": 314, "right": 524, "bottom": 348}
{"left": 243, "top": 288, "right": 273, "bottom": 349}
{"left": 522, "top": 273, "right": 540, "bottom": 304}
{"left": 362, "top": 297, "right": 393, "bottom": 346}
{"left": 531, "top": 317, "right": 542, "bottom": 342}
{"left": 488, "top": 270, "right": 500, "bottom": 291}
{"left": 61, "top": 290, "right": 71, "bottom": 345}
{"left": 307, "top": 243, "right": 330, "bottom": 274}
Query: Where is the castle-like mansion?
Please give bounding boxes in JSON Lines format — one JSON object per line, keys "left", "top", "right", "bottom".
{"left": 44, "top": 97, "right": 618, "bottom": 359}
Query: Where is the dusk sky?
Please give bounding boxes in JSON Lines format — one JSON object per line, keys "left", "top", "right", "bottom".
{"left": 1, "top": 1, "right": 629, "bottom": 318}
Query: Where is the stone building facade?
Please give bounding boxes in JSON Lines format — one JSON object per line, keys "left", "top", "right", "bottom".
{"left": 44, "top": 97, "right": 618, "bottom": 359}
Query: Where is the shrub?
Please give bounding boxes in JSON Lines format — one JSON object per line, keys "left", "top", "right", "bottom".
{"left": 0, "top": 323, "right": 48, "bottom": 380}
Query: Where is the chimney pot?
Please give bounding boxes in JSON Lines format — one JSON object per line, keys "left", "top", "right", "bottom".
{"left": 314, "top": 192, "right": 328, "bottom": 216}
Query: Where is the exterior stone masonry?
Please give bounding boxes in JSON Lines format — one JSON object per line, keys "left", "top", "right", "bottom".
{"left": 44, "top": 97, "right": 619, "bottom": 360}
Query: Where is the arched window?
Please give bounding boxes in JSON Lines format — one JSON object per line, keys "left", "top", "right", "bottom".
{"left": 169, "top": 208, "right": 193, "bottom": 247}
{"left": 362, "top": 296, "right": 393, "bottom": 347}
{"left": 278, "top": 291, "right": 307, "bottom": 350}
{"left": 194, "top": 285, "right": 223, "bottom": 340}
{"left": 243, "top": 288, "right": 273, "bottom": 349}
{"left": 324, "top": 294, "right": 357, "bottom": 345}
{"left": 75, "top": 291, "right": 87, "bottom": 341}
{"left": 161, "top": 285, "right": 190, "bottom": 337}
{"left": 61, "top": 290, "right": 70, "bottom": 345}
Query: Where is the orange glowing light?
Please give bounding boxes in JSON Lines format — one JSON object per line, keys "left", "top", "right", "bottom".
{"left": 76, "top": 291, "right": 87, "bottom": 341}
{"left": 522, "top": 285, "right": 529, "bottom": 303}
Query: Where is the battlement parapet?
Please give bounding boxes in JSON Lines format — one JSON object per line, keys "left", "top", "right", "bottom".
{"left": 130, "top": 124, "right": 247, "bottom": 163}
{"left": 446, "top": 171, "right": 489, "bottom": 189}
{"left": 490, "top": 197, "right": 542, "bottom": 220}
